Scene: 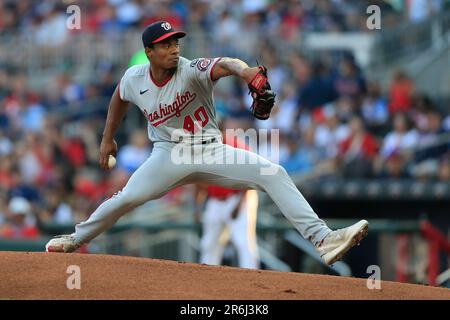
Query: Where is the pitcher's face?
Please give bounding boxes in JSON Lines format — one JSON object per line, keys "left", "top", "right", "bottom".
{"left": 147, "top": 37, "right": 180, "bottom": 69}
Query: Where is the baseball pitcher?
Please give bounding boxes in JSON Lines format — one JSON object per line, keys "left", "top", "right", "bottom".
{"left": 46, "top": 21, "right": 368, "bottom": 266}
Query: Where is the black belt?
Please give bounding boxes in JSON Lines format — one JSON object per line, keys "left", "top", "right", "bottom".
{"left": 176, "top": 137, "right": 218, "bottom": 145}
{"left": 200, "top": 137, "right": 217, "bottom": 145}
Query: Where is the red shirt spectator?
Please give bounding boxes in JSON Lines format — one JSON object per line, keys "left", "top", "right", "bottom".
{"left": 61, "top": 138, "right": 86, "bottom": 168}
{"left": 280, "top": 3, "right": 304, "bottom": 40}
{"left": 339, "top": 117, "right": 379, "bottom": 161}
{"left": 1, "top": 224, "right": 39, "bottom": 239}
{"left": 142, "top": 4, "right": 183, "bottom": 31}
{"left": 0, "top": 157, "right": 15, "bottom": 189}
{"left": 389, "top": 70, "right": 415, "bottom": 114}
{"left": 339, "top": 132, "right": 379, "bottom": 160}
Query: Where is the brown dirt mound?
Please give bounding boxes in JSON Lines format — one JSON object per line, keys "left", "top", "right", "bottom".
{"left": 0, "top": 251, "right": 449, "bottom": 300}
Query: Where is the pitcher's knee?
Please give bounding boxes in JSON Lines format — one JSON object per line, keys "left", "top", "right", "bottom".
{"left": 257, "top": 164, "right": 288, "bottom": 186}
{"left": 114, "top": 190, "right": 152, "bottom": 210}
{"left": 276, "top": 164, "right": 289, "bottom": 178}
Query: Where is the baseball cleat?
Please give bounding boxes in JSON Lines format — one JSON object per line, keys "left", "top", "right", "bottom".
{"left": 45, "top": 235, "right": 80, "bottom": 253}
{"left": 316, "top": 220, "right": 369, "bottom": 265}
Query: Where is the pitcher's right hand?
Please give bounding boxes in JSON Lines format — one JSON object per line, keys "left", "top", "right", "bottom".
{"left": 99, "top": 138, "right": 118, "bottom": 170}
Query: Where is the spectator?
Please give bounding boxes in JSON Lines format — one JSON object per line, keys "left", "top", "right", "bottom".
{"left": 255, "top": 82, "right": 297, "bottom": 133}
{"left": 378, "top": 151, "right": 411, "bottom": 179}
{"left": 388, "top": 70, "right": 415, "bottom": 114}
{"left": 0, "top": 156, "right": 15, "bottom": 189}
{"left": 298, "top": 61, "right": 337, "bottom": 111}
{"left": 0, "top": 132, "right": 13, "bottom": 156}
{"left": 60, "top": 136, "right": 87, "bottom": 168}
{"left": 117, "top": 129, "right": 152, "bottom": 175}
{"left": 33, "top": 3, "right": 69, "bottom": 47}
{"left": 214, "top": 10, "right": 240, "bottom": 46}
{"left": 332, "top": 55, "right": 366, "bottom": 100}
{"left": 281, "top": 127, "right": 325, "bottom": 174}
{"left": 0, "top": 2, "right": 19, "bottom": 34}
{"left": 9, "top": 169, "right": 42, "bottom": 203}
{"left": 334, "top": 95, "right": 358, "bottom": 122}
{"left": 280, "top": 0, "right": 304, "bottom": 40}
{"left": 142, "top": 2, "right": 184, "bottom": 31}
{"left": 315, "top": 105, "right": 351, "bottom": 159}
{"left": 361, "top": 81, "right": 389, "bottom": 133}
{"left": 260, "top": 46, "right": 287, "bottom": 97}
{"left": 115, "top": 0, "right": 142, "bottom": 28}
{"left": 437, "top": 155, "right": 450, "bottom": 181}
{"left": 37, "top": 188, "right": 74, "bottom": 225}
{"left": 407, "top": 0, "right": 444, "bottom": 23}
{"left": 21, "top": 97, "right": 47, "bottom": 133}
{"left": 0, "top": 191, "right": 9, "bottom": 225}
{"left": 411, "top": 94, "right": 435, "bottom": 132}
{"left": 415, "top": 111, "right": 448, "bottom": 162}
{"left": 443, "top": 113, "right": 450, "bottom": 131}
{"left": 380, "top": 113, "right": 418, "bottom": 160}
{"left": 337, "top": 116, "right": 379, "bottom": 177}
{"left": 56, "top": 73, "right": 84, "bottom": 107}
{"left": 0, "top": 197, "right": 39, "bottom": 239}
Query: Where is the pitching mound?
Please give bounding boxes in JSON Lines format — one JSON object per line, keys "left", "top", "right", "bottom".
{"left": 0, "top": 251, "right": 449, "bottom": 300}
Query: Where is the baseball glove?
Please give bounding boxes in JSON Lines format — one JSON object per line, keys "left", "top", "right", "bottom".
{"left": 247, "top": 66, "right": 276, "bottom": 120}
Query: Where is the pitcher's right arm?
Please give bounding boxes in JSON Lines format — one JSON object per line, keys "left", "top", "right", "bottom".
{"left": 100, "top": 85, "right": 130, "bottom": 170}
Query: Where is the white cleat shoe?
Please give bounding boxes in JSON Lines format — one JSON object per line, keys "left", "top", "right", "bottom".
{"left": 45, "top": 235, "right": 81, "bottom": 253}
{"left": 316, "top": 220, "right": 369, "bottom": 265}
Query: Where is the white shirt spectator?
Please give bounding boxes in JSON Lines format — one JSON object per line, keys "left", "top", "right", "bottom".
{"left": 35, "top": 13, "right": 68, "bottom": 47}
{"left": 267, "top": 65, "right": 287, "bottom": 97}
{"left": 116, "top": 0, "right": 142, "bottom": 25}
{"left": 53, "top": 203, "right": 75, "bottom": 225}
{"left": 117, "top": 145, "right": 151, "bottom": 174}
{"left": 117, "top": 130, "right": 152, "bottom": 174}
{"left": 215, "top": 13, "right": 240, "bottom": 44}
{"left": 22, "top": 103, "right": 47, "bottom": 133}
{"left": 408, "top": 0, "right": 443, "bottom": 23}
{"left": 315, "top": 124, "right": 350, "bottom": 159}
{"left": 19, "top": 151, "right": 42, "bottom": 184}
{"left": 0, "top": 136, "right": 13, "bottom": 156}
{"left": 381, "top": 129, "right": 419, "bottom": 158}
{"left": 443, "top": 115, "right": 450, "bottom": 131}
{"left": 242, "top": 0, "right": 268, "bottom": 14}
{"left": 255, "top": 95, "right": 297, "bottom": 134}
{"left": 361, "top": 97, "right": 388, "bottom": 126}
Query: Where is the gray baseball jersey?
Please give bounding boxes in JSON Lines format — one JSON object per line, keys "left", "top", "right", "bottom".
{"left": 119, "top": 56, "right": 222, "bottom": 143}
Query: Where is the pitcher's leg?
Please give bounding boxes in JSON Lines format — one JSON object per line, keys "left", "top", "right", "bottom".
{"left": 74, "top": 147, "right": 188, "bottom": 245}
{"left": 198, "top": 144, "right": 332, "bottom": 246}
{"left": 259, "top": 164, "right": 332, "bottom": 246}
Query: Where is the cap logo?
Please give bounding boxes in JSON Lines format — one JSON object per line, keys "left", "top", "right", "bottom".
{"left": 161, "top": 22, "right": 171, "bottom": 30}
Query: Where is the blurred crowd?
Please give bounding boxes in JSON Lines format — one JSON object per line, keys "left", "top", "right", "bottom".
{"left": 0, "top": 62, "right": 155, "bottom": 239}
{"left": 0, "top": 0, "right": 449, "bottom": 240}
{"left": 1, "top": 0, "right": 448, "bottom": 39}
{"left": 218, "top": 50, "right": 450, "bottom": 181}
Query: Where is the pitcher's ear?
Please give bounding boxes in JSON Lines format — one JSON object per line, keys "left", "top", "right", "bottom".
{"left": 145, "top": 47, "right": 153, "bottom": 60}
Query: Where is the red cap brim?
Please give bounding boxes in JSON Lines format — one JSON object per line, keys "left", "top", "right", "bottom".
{"left": 152, "top": 31, "right": 187, "bottom": 44}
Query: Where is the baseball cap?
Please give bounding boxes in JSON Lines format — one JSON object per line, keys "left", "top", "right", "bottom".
{"left": 142, "top": 21, "right": 186, "bottom": 48}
